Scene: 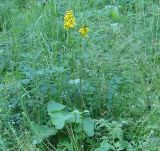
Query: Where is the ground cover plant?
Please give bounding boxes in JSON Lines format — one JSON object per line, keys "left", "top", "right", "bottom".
{"left": 0, "top": 0, "right": 160, "bottom": 150}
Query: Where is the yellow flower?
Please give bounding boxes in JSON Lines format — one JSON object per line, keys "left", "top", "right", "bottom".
{"left": 79, "top": 25, "right": 89, "bottom": 37}
{"left": 64, "top": 10, "right": 76, "bottom": 30}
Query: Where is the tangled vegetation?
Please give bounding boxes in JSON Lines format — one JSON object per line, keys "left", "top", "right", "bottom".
{"left": 0, "top": 0, "right": 160, "bottom": 150}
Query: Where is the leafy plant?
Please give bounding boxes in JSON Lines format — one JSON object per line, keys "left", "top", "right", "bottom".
{"left": 31, "top": 123, "right": 57, "bottom": 145}
{"left": 47, "top": 101, "right": 95, "bottom": 137}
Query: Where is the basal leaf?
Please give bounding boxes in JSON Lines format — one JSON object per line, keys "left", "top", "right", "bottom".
{"left": 110, "top": 127, "right": 123, "bottom": 140}
{"left": 95, "top": 141, "right": 115, "bottom": 151}
{"left": 82, "top": 117, "right": 95, "bottom": 137}
{"left": 31, "top": 123, "right": 57, "bottom": 144}
{"left": 47, "top": 101, "right": 65, "bottom": 113}
{"left": 50, "top": 112, "right": 73, "bottom": 129}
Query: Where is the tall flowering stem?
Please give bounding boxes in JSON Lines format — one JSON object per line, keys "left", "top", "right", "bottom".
{"left": 79, "top": 25, "right": 89, "bottom": 38}
{"left": 64, "top": 10, "right": 76, "bottom": 47}
{"left": 64, "top": 10, "right": 76, "bottom": 30}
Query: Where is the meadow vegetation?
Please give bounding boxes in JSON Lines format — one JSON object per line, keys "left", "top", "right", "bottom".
{"left": 0, "top": 0, "right": 160, "bottom": 150}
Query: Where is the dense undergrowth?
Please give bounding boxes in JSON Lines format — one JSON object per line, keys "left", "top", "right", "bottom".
{"left": 0, "top": 0, "right": 160, "bottom": 150}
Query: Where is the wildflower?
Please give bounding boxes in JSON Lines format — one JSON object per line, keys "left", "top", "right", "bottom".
{"left": 64, "top": 10, "right": 76, "bottom": 30}
{"left": 79, "top": 25, "right": 89, "bottom": 37}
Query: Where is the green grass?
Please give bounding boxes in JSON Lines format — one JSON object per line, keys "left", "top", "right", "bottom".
{"left": 0, "top": 0, "right": 160, "bottom": 150}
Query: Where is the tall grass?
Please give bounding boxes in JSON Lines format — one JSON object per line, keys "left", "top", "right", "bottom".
{"left": 0, "top": 0, "right": 160, "bottom": 150}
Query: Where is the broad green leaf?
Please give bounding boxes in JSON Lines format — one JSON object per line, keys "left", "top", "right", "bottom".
{"left": 110, "top": 127, "right": 123, "bottom": 140}
{"left": 95, "top": 141, "right": 115, "bottom": 151}
{"left": 82, "top": 117, "right": 95, "bottom": 137}
{"left": 31, "top": 123, "right": 57, "bottom": 144}
{"left": 50, "top": 112, "right": 73, "bottom": 129}
{"left": 47, "top": 101, "right": 65, "bottom": 113}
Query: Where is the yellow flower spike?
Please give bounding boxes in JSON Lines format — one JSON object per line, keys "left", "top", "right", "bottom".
{"left": 79, "top": 25, "right": 89, "bottom": 37}
{"left": 64, "top": 10, "right": 76, "bottom": 30}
